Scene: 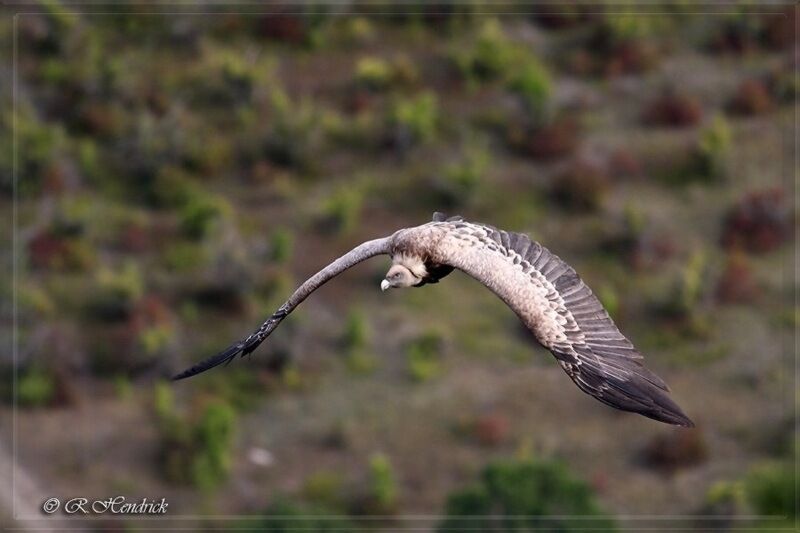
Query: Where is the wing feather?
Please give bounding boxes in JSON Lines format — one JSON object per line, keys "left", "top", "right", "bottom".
{"left": 428, "top": 221, "right": 693, "bottom": 427}
{"left": 173, "top": 237, "right": 392, "bottom": 380}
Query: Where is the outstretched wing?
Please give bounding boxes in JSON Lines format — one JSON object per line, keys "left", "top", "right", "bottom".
{"left": 172, "top": 237, "right": 392, "bottom": 380}
{"left": 428, "top": 220, "right": 693, "bottom": 427}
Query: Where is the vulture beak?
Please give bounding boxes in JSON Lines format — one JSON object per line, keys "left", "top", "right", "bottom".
{"left": 380, "top": 279, "right": 391, "bottom": 291}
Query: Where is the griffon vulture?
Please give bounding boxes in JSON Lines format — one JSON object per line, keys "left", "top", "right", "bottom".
{"left": 174, "top": 213, "right": 693, "bottom": 427}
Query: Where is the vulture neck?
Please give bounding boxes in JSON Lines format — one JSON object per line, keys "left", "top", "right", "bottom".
{"left": 392, "top": 252, "right": 428, "bottom": 279}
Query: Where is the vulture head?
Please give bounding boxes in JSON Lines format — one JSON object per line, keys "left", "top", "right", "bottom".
{"left": 381, "top": 263, "right": 423, "bottom": 290}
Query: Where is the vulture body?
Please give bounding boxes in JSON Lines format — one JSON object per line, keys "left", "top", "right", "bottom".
{"left": 174, "top": 213, "right": 693, "bottom": 428}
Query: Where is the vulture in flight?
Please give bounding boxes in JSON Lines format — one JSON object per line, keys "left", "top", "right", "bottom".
{"left": 174, "top": 213, "right": 693, "bottom": 427}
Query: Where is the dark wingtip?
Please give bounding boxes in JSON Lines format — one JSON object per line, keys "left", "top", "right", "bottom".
{"left": 171, "top": 341, "right": 246, "bottom": 381}
{"left": 668, "top": 411, "right": 695, "bottom": 428}
{"left": 643, "top": 386, "right": 695, "bottom": 428}
{"left": 594, "top": 371, "right": 695, "bottom": 428}
{"left": 659, "top": 411, "right": 695, "bottom": 428}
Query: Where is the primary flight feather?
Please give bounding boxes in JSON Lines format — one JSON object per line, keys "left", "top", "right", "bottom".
{"left": 174, "top": 213, "right": 693, "bottom": 427}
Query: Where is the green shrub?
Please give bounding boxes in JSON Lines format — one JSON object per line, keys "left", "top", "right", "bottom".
{"left": 191, "top": 402, "right": 237, "bottom": 490}
{"left": 154, "top": 386, "right": 237, "bottom": 491}
{"left": 453, "top": 17, "right": 553, "bottom": 121}
{"left": 745, "top": 463, "right": 797, "bottom": 518}
{"left": 263, "top": 88, "right": 322, "bottom": 171}
{"left": 139, "top": 324, "right": 174, "bottom": 356}
{"left": 257, "top": 499, "right": 358, "bottom": 532}
{"left": 114, "top": 374, "right": 132, "bottom": 400}
{"left": 437, "top": 143, "right": 490, "bottom": 207}
{"left": 341, "top": 310, "right": 376, "bottom": 375}
{"left": 339, "top": 16, "right": 375, "bottom": 46}
{"left": 303, "top": 470, "right": 346, "bottom": 510}
{"left": 661, "top": 115, "right": 731, "bottom": 186}
{"left": 270, "top": 229, "right": 294, "bottom": 263}
{"left": 320, "top": 186, "right": 364, "bottom": 235}
{"left": 355, "top": 55, "right": 419, "bottom": 92}
{"left": 439, "top": 458, "right": 616, "bottom": 531}
{"left": 705, "top": 479, "right": 746, "bottom": 511}
{"left": 508, "top": 60, "right": 552, "bottom": 123}
{"left": 18, "top": 366, "right": 56, "bottom": 407}
{"left": 662, "top": 250, "right": 707, "bottom": 319}
{"left": 179, "top": 45, "right": 274, "bottom": 108}
{"left": 407, "top": 330, "right": 444, "bottom": 382}
{"left": 153, "top": 381, "right": 175, "bottom": 421}
{"left": 85, "top": 262, "right": 144, "bottom": 321}
{"left": 454, "top": 18, "right": 519, "bottom": 84}
{"left": 164, "top": 242, "right": 209, "bottom": 273}
{"left": 695, "top": 114, "right": 731, "bottom": 180}
{"left": 389, "top": 92, "right": 439, "bottom": 145}
{"left": 18, "top": 284, "right": 55, "bottom": 317}
{"left": 183, "top": 131, "right": 234, "bottom": 176}
{"left": 355, "top": 56, "right": 392, "bottom": 90}
{"left": 345, "top": 351, "right": 378, "bottom": 375}
{"left": 178, "top": 193, "right": 230, "bottom": 241}
{"left": 199, "top": 367, "right": 269, "bottom": 412}
{"left": 342, "top": 309, "right": 368, "bottom": 350}
{"left": 367, "top": 452, "right": 398, "bottom": 513}
{"left": 150, "top": 166, "right": 199, "bottom": 208}
{"left": 77, "top": 138, "right": 103, "bottom": 186}
{"left": 602, "top": 11, "right": 668, "bottom": 43}
{"left": 4, "top": 107, "right": 66, "bottom": 196}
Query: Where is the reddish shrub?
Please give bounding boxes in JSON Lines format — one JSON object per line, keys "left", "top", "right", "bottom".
{"left": 603, "top": 40, "right": 658, "bottom": 77}
{"left": 257, "top": 13, "right": 309, "bottom": 44}
{"left": 566, "top": 35, "right": 657, "bottom": 78}
{"left": 721, "top": 188, "right": 793, "bottom": 253}
{"left": 120, "top": 222, "right": 150, "bottom": 253}
{"left": 41, "top": 162, "right": 68, "bottom": 195}
{"left": 628, "top": 234, "right": 676, "bottom": 272}
{"left": 134, "top": 294, "right": 172, "bottom": 325}
{"left": 716, "top": 252, "right": 759, "bottom": 304}
{"left": 28, "top": 229, "right": 92, "bottom": 271}
{"left": 508, "top": 117, "right": 579, "bottom": 161}
{"left": 144, "top": 86, "right": 169, "bottom": 116}
{"left": 590, "top": 471, "right": 609, "bottom": 494}
{"left": 710, "top": 24, "right": 759, "bottom": 55}
{"left": 472, "top": 413, "right": 509, "bottom": 447}
{"left": 76, "top": 103, "right": 121, "bottom": 138}
{"left": 532, "top": 5, "right": 594, "bottom": 29}
{"left": 50, "top": 367, "right": 80, "bottom": 407}
{"left": 344, "top": 89, "right": 375, "bottom": 115}
{"left": 710, "top": 11, "right": 795, "bottom": 55}
{"left": 609, "top": 148, "right": 642, "bottom": 178}
{"left": 761, "top": 9, "right": 795, "bottom": 50}
{"left": 643, "top": 428, "right": 708, "bottom": 473}
{"left": 644, "top": 92, "right": 703, "bottom": 127}
{"left": 551, "top": 158, "right": 609, "bottom": 211}
{"left": 729, "top": 79, "right": 773, "bottom": 116}
{"left": 248, "top": 160, "right": 274, "bottom": 184}
{"left": 566, "top": 49, "right": 596, "bottom": 77}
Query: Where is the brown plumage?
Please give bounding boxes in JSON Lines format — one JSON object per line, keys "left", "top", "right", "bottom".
{"left": 174, "top": 213, "right": 693, "bottom": 428}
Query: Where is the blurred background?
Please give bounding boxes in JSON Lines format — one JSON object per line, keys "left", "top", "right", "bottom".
{"left": 1, "top": 1, "right": 797, "bottom": 531}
